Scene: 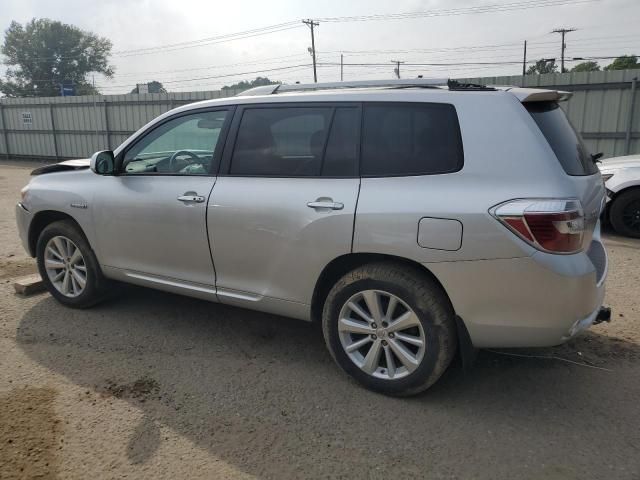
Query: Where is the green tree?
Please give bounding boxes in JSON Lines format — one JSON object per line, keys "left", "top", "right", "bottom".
{"left": 571, "top": 61, "right": 601, "bottom": 72}
{"left": 130, "top": 80, "right": 167, "bottom": 94}
{"left": 0, "top": 18, "right": 114, "bottom": 97}
{"left": 526, "top": 59, "right": 559, "bottom": 75}
{"left": 222, "top": 76, "right": 280, "bottom": 91}
{"left": 604, "top": 55, "right": 639, "bottom": 71}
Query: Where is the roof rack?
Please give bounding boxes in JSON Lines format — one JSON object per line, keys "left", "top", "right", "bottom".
{"left": 237, "top": 78, "right": 496, "bottom": 97}
{"left": 238, "top": 78, "right": 450, "bottom": 96}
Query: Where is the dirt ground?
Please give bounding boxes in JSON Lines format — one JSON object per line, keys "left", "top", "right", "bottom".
{"left": 1, "top": 162, "right": 639, "bottom": 480}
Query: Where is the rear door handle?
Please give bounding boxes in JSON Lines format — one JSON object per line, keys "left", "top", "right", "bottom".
{"left": 177, "top": 194, "right": 205, "bottom": 203}
{"left": 307, "top": 201, "right": 344, "bottom": 210}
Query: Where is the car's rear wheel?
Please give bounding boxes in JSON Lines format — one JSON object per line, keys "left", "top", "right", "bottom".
{"left": 322, "top": 262, "right": 457, "bottom": 396}
{"left": 36, "top": 220, "right": 108, "bottom": 308}
{"left": 609, "top": 189, "right": 640, "bottom": 238}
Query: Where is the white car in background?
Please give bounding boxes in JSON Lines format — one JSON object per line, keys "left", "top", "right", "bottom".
{"left": 599, "top": 154, "right": 640, "bottom": 238}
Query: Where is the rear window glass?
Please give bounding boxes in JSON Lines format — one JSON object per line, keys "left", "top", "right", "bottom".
{"left": 322, "top": 107, "right": 359, "bottom": 177}
{"left": 361, "top": 103, "right": 464, "bottom": 177}
{"left": 231, "top": 107, "right": 331, "bottom": 176}
{"left": 526, "top": 102, "right": 598, "bottom": 176}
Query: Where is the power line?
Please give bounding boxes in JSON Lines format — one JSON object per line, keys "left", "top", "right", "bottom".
{"left": 112, "top": 21, "right": 300, "bottom": 55}
{"left": 33, "top": 36, "right": 636, "bottom": 86}
{"left": 317, "top": 0, "right": 598, "bottom": 22}
{"left": 19, "top": 22, "right": 304, "bottom": 62}
{"left": 114, "top": 24, "right": 304, "bottom": 57}
{"left": 94, "top": 52, "right": 633, "bottom": 91}
{"left": 13, "top": 0, "right": 603, "bottom": 64}
{"left": 94, "top": 63, "right": 312, "bottom": 89}
{"left": 318, "top": 54, "right": 633, "bottom": 68}
{"left": 107, "top": 54, "right": 311, "bottom": 78}
{"left": 96, "top": 66, "right": 314, "bottom": 92}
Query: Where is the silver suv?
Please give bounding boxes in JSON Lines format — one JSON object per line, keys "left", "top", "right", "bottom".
{"left": 16, "top": 79, "right": 608, "bottom": 395}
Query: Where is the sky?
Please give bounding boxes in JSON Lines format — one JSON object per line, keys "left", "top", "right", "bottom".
{"left": 1, "top": 0, "right": 639, "bottom": 94}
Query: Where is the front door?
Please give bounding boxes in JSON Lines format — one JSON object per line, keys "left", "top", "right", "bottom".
{"left": 208, "top": 104, "right": 361, "bottom": 316}
{"left": 93, "top": 108, "right": 231, "bottom": 291}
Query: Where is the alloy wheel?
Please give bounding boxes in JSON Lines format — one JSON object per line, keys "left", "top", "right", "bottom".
{"left": 338, "top": 289, "right": 426, "bottom": 380}
{"left": 622, "top": 198, "right": 640, "bottom": 233}
{"left": 44, "top": 236, "right": 87, "bottom": 298}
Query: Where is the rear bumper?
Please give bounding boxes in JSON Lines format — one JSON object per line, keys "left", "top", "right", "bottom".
{"left": 563, "top": 300, "right": 607, "bottom": 341}
{"left": 16, "top": 202, "right": 33, "bottom": 256}
{"left": 426, "top": 227, "right": 608, "bottom": 348}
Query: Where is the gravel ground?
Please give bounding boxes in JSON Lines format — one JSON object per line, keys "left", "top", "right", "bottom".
{"left": 1, "top": 162, "right": 639, "bottom": 479}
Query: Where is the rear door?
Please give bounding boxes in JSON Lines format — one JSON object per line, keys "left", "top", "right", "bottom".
{"left": 207, "top": 103, "right": 361, "bottom": 316}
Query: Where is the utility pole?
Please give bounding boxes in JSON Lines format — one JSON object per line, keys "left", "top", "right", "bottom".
{"left": 340, "top": 54, "right": 344, "bottom": 81}
{"left": 92, "top": 75, "right": 99, "bottom": 140}
{"left": 302, "top": 19, "right": 319, "bottom": 83}
{"left": 391, "top": 60, "right": 405, "bottom": 79}
{"left": 552, "top": 27, "right": 576, "bottom": 73}
{"left": 522, "top": 40, "right": 527, "bottom": 86}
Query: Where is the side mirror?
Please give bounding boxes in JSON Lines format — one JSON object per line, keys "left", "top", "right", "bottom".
{"left": 90, "top": 150, "right": 116, "bottom": 175}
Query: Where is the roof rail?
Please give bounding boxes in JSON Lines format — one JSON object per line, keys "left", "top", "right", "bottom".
{"left": 238, "top": 78, "right": 449, "bottom": 96}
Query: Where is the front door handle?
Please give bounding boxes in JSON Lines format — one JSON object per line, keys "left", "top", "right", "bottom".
{"left": 307, "top": 200, "right": 344, "bottom": 210}
{"left": 177, "top": 194, "right": 205, "bottom": 203}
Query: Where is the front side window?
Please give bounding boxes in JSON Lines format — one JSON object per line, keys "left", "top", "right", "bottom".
{"left": 230, "top": 107, "right": 333, "bottom": 176}
{"left": 361, "top": 103, "right": 464, "bottom": 177}
{"left": 123, "top": 110, "right": 228, "bottom": 175}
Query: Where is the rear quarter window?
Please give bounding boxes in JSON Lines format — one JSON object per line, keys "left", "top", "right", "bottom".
{"left": 361, "top": 103, "right": 464, "bottom": 177}
{"left": 525, "top": 101, "right": 598, "bottom": 176}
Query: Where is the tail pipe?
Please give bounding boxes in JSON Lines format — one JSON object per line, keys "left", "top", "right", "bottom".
{"left": 594, "top": 306, "right": 611, "bottom": 325}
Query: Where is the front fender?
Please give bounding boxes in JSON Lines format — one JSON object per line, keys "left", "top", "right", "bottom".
{"left": 605, "top": 168, "right": 640, "bottom": 195}
{"left": 22, "top": 170, "right": 100, "bottom": 258}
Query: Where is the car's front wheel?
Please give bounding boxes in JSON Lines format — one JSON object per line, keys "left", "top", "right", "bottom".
{"left": 322, "top": 262, "right": 457, "bottom": 396}
{"left": 36, "top": 220, "right": 108, "bottom": 308}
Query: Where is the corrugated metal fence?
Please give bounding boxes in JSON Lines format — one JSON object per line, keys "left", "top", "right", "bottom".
{"left": 1, "top": 69, "right": 639, "bottom": 161}
{"left": 0, "top": 89, "right": 242, "bottom": 161}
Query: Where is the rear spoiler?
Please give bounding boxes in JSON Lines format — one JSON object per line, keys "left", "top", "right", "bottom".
{"left": 499, "top": 87, "right": 573, "bottom": 103}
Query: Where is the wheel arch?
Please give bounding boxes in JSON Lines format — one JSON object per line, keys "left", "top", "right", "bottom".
{"left": 28, "top": 210, "right": 87, "bottom": 257}
{"left": 609, "top": 184, "right": 640, "bottom": 201}
{"left": 311, "top": 252, "right": 455, "bottom": 324}
{"left": 312, "top": 252, "right": 476, "bottom": 374}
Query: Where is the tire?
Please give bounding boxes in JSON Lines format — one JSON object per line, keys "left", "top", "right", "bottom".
{"left": 322, "top": 262, "right": 457, "bottom": 396}
{"left": 609, "top": 189, "right": 640, "bottom": 238}
{"left": 36, "top": 220, "right": 108, "bottom": 308}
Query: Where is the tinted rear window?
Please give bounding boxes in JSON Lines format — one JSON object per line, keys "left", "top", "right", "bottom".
{"left": 322, "top": 107, "right": 359, "bottom": 177}
{"left": 361, "top": 103, "right": 464, "bottom": 177}
{"left": 231, "top": 107, "right": 331, "bottom": 176}
{"left": 526, "top": 102, "right": 598, "bottom": 176}
{"left": 229, "top": 106, "right": 359, "bottom": 177}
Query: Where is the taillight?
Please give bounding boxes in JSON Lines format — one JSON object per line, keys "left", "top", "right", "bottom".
{"left": 492, "top": 199, "right": 585, "bottom": 254}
